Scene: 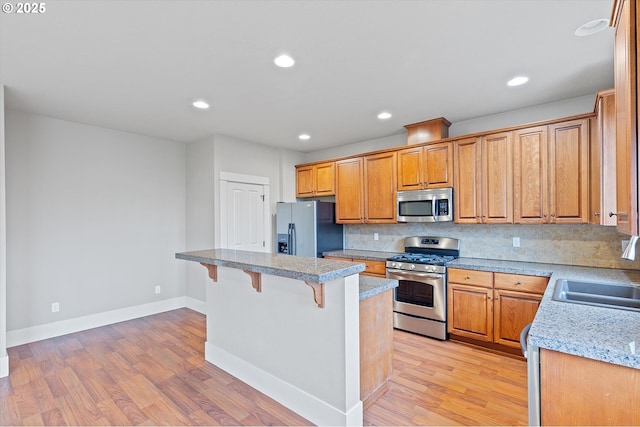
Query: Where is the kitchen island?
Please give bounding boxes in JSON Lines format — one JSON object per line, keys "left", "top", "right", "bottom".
{"left": 175, "top": 249, "right": 397, "bottom": 426}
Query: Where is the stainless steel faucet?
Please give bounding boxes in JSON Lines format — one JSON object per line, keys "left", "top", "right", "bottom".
{"left": 622, "top": 235, "right": 639, "bottom": 260}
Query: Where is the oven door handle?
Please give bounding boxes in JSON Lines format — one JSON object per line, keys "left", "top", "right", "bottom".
{"left": 386, "top": 269, "right": 444, "bottom": 280}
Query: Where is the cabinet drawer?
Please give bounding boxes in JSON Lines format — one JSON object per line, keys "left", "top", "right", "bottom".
{"left": 356, "top": 259, "right": 386, "bottom": 276}
{"left": 494, "top": 273, "right": 548, "bottom": 294}
{"left": 448, "top": 268, "right": 493, "bottom": 288}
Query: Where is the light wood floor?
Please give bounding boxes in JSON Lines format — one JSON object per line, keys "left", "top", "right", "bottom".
{"left": 0, "top": 308, "right": 528, "bottom": 426}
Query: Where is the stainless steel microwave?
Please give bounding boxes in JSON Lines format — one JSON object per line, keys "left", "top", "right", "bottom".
{"left": 396, "top": 188, "right": 453, "bottom": 222}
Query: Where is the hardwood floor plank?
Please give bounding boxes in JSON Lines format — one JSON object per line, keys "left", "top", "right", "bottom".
{"left": 1, "top": 309, "right": 527, "bottom": 426}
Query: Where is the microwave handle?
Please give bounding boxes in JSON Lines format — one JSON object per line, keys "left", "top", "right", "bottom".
{"left": 432, "top": 198, "right": 438, "bottom": 222}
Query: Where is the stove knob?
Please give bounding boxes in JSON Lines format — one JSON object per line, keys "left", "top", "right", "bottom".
{"left": 410, "top": 264, "right": 416, "bottom": 270}
{"left": 391, "top": 262, "right": 397, "bottom": 268}
{"left": 429, "top": 266, "right": 436, "bottom": 273}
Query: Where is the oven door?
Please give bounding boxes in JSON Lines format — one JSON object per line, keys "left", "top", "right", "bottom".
{"left": 386, "top": 268, "right": 446, "bottom": 322}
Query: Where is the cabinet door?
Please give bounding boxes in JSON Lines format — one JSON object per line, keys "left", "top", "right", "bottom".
{"left": 447, "top": 283, "right": 493, "bottom": 342}
{"left": 592, "top": 92, "right": 617, "bottom": 226}
{"left": 541, "top": 349, "right": 640, "bottom": 426}
{"left": 548, "top": 119, "right": 590, "bottom": 224}
{"left": 454, "top": 137, "right": 482, "bottom": 223}
{"left": 424, "top": 142, "right": 453, "bottom": 188}
{"left": 482, "top": 132, "right": 513, "bottom": 223}
{"left": 364, "top": 152, "right": 397, "bottom": 223}
{"left": 314, "top": 162, "right": 336, "bottom": 196}
{"left": 397, "top": 147, "right": 423, "bottom": 191}
{"left": 614, "top": 0, "right": 638, "bottom": 235}
{"left": 493, "top": 289, "right": 541, "bottom": 348}
{"left": 336, "top": 158, "right": 364, "bottom": 223}
{"left": 295, "top": 165, "right": 315, "bottom": 198}
{"left": 513, "top": 126, "right": 549, "bottom": 224}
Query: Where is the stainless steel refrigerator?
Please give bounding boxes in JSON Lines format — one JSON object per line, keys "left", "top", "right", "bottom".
{"left": 276, "top": 201, "right": 343, "bottom": 257}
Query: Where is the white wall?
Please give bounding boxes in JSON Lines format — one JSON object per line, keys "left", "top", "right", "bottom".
{"left": 303, "top": 93, "right": 597, "bottom": 163}
{"left": 185, "top": 137, "right": 215, "bottom": 303}
{"left": 0, "top": 85, "right": 8, "bottom": 377}
{"left": 184, "top": 134, "right": 304, "bottom": 304}
{"left": 279, "top": 148, "right": 305, "bottom": 202}
{"left": 449, "top": 93, "right": 597, "bottom": 137}
{"left": 5, "top": 110, "right": 187, "bottom": 333}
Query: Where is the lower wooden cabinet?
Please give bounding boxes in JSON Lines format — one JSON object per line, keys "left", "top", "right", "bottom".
{"left": 448, "top": 268, "right": 548, "bottom": 351}
{"left": 541, "top": 349, "right": 640, "bottom": 425}
{"left": 324, "top": 256, "right": 386, "bottom": 278}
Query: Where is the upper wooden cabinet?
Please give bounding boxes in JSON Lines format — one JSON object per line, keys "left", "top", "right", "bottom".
{"left": 591, "top": 90, "right": 617, "bottom": 225}
{"left": 548, "top": 119, "right": 590, "bottom": 224}
{"left": 335, "top": 153, "right": 397, "bottom": 224}
{"left": 397, "top": 142, "right": 453, "bottom": 191}
{"left": 295, "top": 162, "right": 335, "bottom": 198}
{"left": 335, "top": 157, "right": 364, "bottom": 223}
{"left": 612, "top": 0, "right": 638, "bottom": 235}
{"left": 404, "top": 117, "right": 451, "bottom": 145}
{"left": 454, "top": 133, "right": 512, "bottom": 224}
{"left": 513, "top": 119, "right": 590, "bottom": 224}
{"left": 364, "top": 151, "right": 397, "bottom": 223}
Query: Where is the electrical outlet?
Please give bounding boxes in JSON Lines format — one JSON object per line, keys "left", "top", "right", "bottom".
{"left": 513, "top": 237, "right": 521, "bottom": 248}
{"left": 374, "top": 232, "right": 379, "bottom": 241}
{"left": 51, "top": 302, "right": 60, "bottom": 313}
{"left": 155, "top": 286, "right": 161, "bottom": 294}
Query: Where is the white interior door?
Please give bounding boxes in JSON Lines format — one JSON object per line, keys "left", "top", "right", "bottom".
{"left": 224, "top": 181, "right": 267, "bottom": 251}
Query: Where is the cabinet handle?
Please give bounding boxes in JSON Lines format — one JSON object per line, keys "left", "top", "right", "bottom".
{"left": 465, "top": 276, "right": 471, "bottom": 280}
{"left": 551, "top": 213, "right": 556, "bottom": 217}
{"left": 487, "top": 296, "right": 491, "bottom": 300}
{"left": 543, "top": 214, "right": 547, "bottom": 218}
{"left": 516, "top": 281, "right": 522, "bottom": 285}
{"left": 594, "top": 212, "right": 601, "bottom": 217}
{"left": 609, "top": 212, "right": 617, "bottom": 217}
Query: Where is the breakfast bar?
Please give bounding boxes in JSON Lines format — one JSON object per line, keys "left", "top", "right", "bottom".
{"left": 175, "top": 249, "right": 397, "bottom": 426}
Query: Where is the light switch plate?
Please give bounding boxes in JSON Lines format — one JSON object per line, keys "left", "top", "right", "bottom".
{"left": 513, "top": 237, "right": 521, "bottom": 247}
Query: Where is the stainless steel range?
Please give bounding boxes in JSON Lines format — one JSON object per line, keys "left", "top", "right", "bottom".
{"left": 386, "top": 236, "right": 460, "bottom": 340}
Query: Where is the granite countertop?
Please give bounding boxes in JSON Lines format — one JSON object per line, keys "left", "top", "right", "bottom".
{"left": 359, "top": 276, "right": 398, "bottom": 301}
{"left": 323, "top": 249, "right": 401, "bottom": 261}
{"left": 176, "top": 249, "right": 365, "bottom": 284}
{"left": 450, "top": 257, "right": 640, "bottom": 369}
{"left": 177, "top": 249, "right": 398, "bottom": 301}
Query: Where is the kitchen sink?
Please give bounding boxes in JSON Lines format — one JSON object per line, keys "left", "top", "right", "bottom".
{"left": 552, "top": 279, "right": 640, "bottom": 312}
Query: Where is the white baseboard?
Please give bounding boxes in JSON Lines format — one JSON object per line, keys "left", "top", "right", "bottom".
{"left": 185, "top": 296, "right": 206, "bottom": 314}
{"left": 205, "top": 341, "right": 363, "bottom": 426}
{"left": 7, "top": 297, "right": 187, "bottom": 348}
{"left": 0, "top": 353, "right": 8, "bottom": 378}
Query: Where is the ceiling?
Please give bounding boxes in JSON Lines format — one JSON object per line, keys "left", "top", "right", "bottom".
{"left": 0, "top": 0, "right": 615, "bottom": 152}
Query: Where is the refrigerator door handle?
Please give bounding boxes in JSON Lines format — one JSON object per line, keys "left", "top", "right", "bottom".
{"left": 290, "top": 223, "right": 296, "bottom": 255}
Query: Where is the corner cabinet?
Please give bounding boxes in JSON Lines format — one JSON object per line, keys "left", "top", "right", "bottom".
{"left": 612, "top": 0, "right": 638, "bottom": 235}
{"left": 397, "top": 142, "right": 453, "bottom": 190}
{"left": 448, "top": 268, "right": 547, "bottom": 351}
{"left": 513, "top": 119, "right": 590, "bottom": 224}
{"left": 591, "top": 90, "right": 617, "bottom": 225}
{"left": 335, "top": 153, "right": 397, "bottom": 224}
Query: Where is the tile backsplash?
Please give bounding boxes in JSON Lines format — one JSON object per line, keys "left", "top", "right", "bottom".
{"left": 346, "top": 223, "right": 640, "bottom": 270}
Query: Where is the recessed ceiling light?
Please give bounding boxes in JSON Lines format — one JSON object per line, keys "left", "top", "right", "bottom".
{"left": 575, "top": 18, "right": 609, "bottom": 36}
{"left": 298, "top": 133, "right": 310, "bottom": 141}
{"left": 274, "top": 54, "right": 295, "bottom": 68}
{"left": 192, "top": 100, "right": 210, "bottom": 109}
{"left": 507, "top": 76, "right": 529, "bottom": 87}
{"left": 377, "top": 112, "right": 392, "bottom": 120}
